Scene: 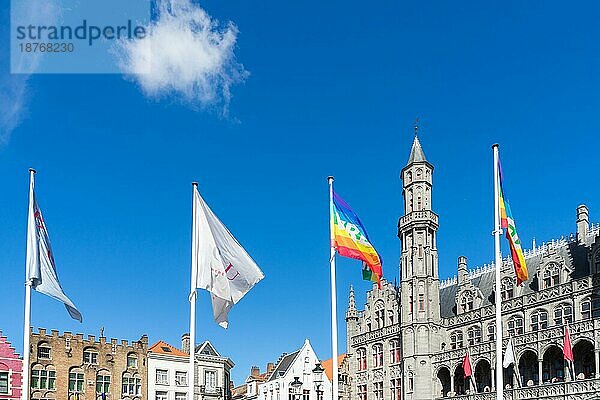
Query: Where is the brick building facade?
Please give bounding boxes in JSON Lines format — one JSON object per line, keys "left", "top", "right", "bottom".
{"left": 28, "top": 328, "right": 148, "bottom": 400}
{"left": 0, "top": 332, "right": 23, "bottom": 400}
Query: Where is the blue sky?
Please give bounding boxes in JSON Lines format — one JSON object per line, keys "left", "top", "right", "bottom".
{"left": 1, "top": 0, "right": 600, "bottom": 386}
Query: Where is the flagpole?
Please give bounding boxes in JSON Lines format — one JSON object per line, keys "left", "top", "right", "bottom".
{"left": 189, "top": 182, "right": 199, "bottom": 400}
{"left": 327, "top": 176, "right": 339, "bottom": 400}
{"left": 492, "top": 145, "right": 504, "bottom": 400}
{"left": 22, "top": 168, "right": 36, "bottom": 400}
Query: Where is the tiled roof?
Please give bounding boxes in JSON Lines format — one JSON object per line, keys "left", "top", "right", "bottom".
{"left": 321, "top": 354, "right": 346, "bottom": 381}
{"left": 267, "top": 351, "right": 300, "bottom": 381}
{"left": 148, "top": 340, "right": 188, "bottom": 357}
{"left": 439, "top": 237, "right": 592, "bottom": 318}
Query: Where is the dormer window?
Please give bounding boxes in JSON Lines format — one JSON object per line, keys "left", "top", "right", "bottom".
{"left": 374, "top": 301, "right": 385, "bottom": 329}
{"left": 501, "top": 278, "right": 514, "bottom": 300}
{"left": 542, "top": 264, "right": 560, "bottom": 289}
{"left": 460, "top": 291, "right": 474, "bottom": 313}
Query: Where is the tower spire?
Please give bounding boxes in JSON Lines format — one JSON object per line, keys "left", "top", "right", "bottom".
{"left": 407, "top": 122, "right": 427, "bottom": 164}
{"left": 346, "top": 285, "right": 358, "bottom": 320}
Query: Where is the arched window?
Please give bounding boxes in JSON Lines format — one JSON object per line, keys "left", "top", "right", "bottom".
{"left": 357, "top": 348, "right": 367, "bottom": 371}
{"left": 416, "top": 168, "right": 423, "bottom": 179}
{"left": 389, "top": 340, "right": 401, "bottom": 364}
{"left": 467, "top": 326, "right": 482, "bottom": 346}
{"left": 486, "top": 324, "right": 495, "bottom": 341}
{"left": 83, "top": 347, "right": 98, "bottom": 365}
{"left": 406, "top": 171, "right": 412, "bottom": 184}
{"left": 581, "top": 298, "right": 592, "bottom": 320}
{"left": 31, "top": 364, "right": 56, "bottom": 390}
{"left": 372, "top": 344, "right": 383, "bottom": 367}
{"left": 37, "top": 342, "right": 51, "bottom": 360}
{"left": 460, "top": 291, "right": 474, "bottom": 313}
{"left": 122, "top": 372, "right": 141, "bottom": 396}
{"left": 127, "top": 353, "right": 138, "bottom": 369}
{"left": 530, "top": 309, "right": 548, "bottom": 331}
{"left": 68, "top": 367, "right": 84, "bottom": 394}
{"left": 553, "top": 303, "right": 573, "bottom": 326}
{"left": 96, "top": 371, "right": 111, "bottom": 394}
{"left": 501, "top": 278, "right": 514, "bottom": 300}
{"left": 374, "top": 301, "right": 385, "bottom": 329}
{"left": 507, "top": 316, "right": 524, "bottom": 336}
{"left": 542, "top": 264, "right": 560, "bottom": 289}
{"left": 450, "top": 331, "right": 463, "bottom": 350}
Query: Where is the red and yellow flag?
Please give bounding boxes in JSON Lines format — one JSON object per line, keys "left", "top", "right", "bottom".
{"left": 498, "top": 160, "right": 529, "bottom": 285}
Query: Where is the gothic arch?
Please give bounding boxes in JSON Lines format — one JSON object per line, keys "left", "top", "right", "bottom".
{"left": 474, "top": 358, "right": 492, "bottom": 393}
{"left": 436, "top": 366, "right": 451, "bottom": 398}
{"left": 573, "top": 339, "right": 595, "bottom": 379}
{"left": 542, "top": 345, "right": 564, "bottom": 382}
{"left": 518, "top": 349, "right": 539, "bottom": 386}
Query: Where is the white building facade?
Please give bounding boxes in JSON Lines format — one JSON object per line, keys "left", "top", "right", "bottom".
{"left": 148, "top": 335, "right": 234, "bottom": 400}
{"left": 258, "top": 340, "right": 332, "bottom": 400}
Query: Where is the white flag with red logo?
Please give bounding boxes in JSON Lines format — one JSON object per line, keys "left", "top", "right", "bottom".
{"left": 191, "top": 186, "right": 264, "bottom": 328}
{"left": 26, "top": 174, "right": 82, "bottom": 322}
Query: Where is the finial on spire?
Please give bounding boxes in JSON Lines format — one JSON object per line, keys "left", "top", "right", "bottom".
{"left": 414, "top": 118, "right": 419, "bottom": 137}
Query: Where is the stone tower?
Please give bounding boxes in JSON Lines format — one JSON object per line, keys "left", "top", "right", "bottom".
{"left": 398, "top": 133, "right": 442, "bottom": 399}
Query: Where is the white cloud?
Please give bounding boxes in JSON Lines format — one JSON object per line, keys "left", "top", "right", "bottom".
{"left": 116, "top": 0, "right": 248, "bottom": 114}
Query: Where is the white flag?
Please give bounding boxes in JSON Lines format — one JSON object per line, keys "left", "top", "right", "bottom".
{"left": 26, "top": 174, "right": 82, "bottom": 322}
{"left": 503, "top": 336, "right": 515, "bottom": 368}
{"left": 192, "top": 186, "right": 264, "bottom": 328}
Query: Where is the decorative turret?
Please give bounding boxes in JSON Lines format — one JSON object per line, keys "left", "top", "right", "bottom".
{"left": 457, "top": 256, "right": 469, "bottom": 285}
{"left": 577, "top": 204, "right": 589, "bottom": 243}
{"left": 345, "top": 285, "right": 358, "bottom": 354}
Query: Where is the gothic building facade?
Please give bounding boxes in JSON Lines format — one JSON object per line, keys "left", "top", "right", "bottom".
{"left": 345, "top": 136, "right": 600, "bottom": 400}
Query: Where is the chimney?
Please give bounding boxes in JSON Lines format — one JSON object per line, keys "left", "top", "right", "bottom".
{"left": 182, "top": 333, "right": 190, "bottom": 354}
{"left": 266, "top": 363, "right": 274, "bottom": 375}
{"left": 457, "top": 256, "right": 468, "bottom": 284}
{"left": 250, "top": 366, "right": 260, "bottom": 377}
{"left": 577, "top": 205, "right": 589, "bottom": 242}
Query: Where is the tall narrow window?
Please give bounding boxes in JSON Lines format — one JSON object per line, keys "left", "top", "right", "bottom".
{"left": 487, "top": 324, "right": 495, "bottom": 341}
{"left": 96, "top": 372, "right": 111, "bottom": 394}
{"left": 357, "top": 348, "right": 367, "bottom": 371}
{"left": 582, "top": 299, "right": 591, "bottom": 320}
{"left": 374, "top": 382, "right": 383, "bottom": 400}
{"left": 501, "top": 278, "right": 514, "bottom": 300}
{"left": 357, "top": 385, "right": 367, "bottom": 400}
{"left": 389, "top": 340, "right": 401, "bottom": 364}
{"left": 460, "top": 291, "right": 474, "bottom": 312}
{"left": 204, "top": 370, "right": 217, "bottom": 392}
{"left": 0, "top": 372, "right": 8, "bottom": 394}
{"left": 69, "top": 369, "right": 84, "bottom": 393}
{"left": 372, "top": 344, "right": 383, "bottom": 367}
{"left": 390, "top": 378, "right": 401, "bottom": 400}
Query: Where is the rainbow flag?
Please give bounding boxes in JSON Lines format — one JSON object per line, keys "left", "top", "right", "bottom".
{"left": 331, "top": 191, "right": 383, "bottom": 287}
{"left": 498, "top": 160, "right": 528, "bottom": 285}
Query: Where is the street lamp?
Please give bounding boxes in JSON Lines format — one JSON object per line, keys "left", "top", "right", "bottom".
{"left": 290, "top": 376, "right": 303, "bottom": 400}
{"left": 312, "top": 363, "right": 325, "bottom": 400}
